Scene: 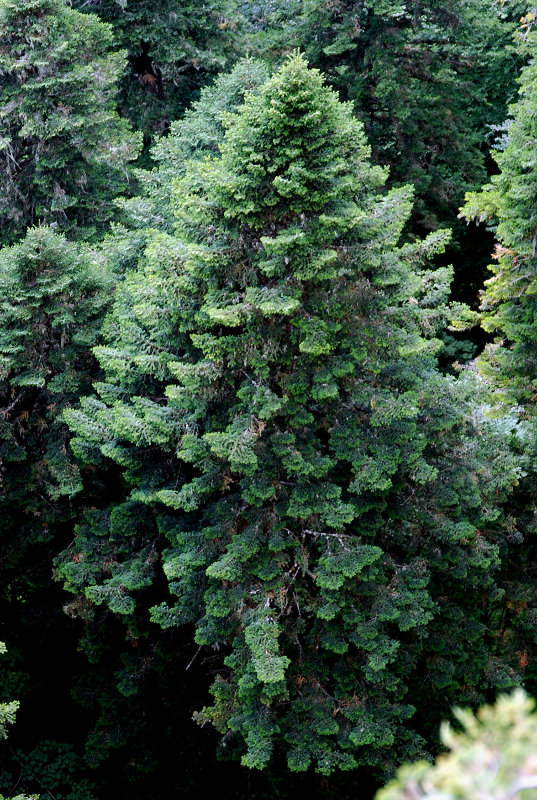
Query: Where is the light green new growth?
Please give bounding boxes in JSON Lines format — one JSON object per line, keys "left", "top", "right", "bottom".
{"left": 378, "top": 690, "right": 537, "bottom": 800}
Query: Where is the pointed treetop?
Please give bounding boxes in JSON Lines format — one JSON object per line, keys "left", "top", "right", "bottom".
{"left": 206, "top": 51, "right": 379, "bottom": 227}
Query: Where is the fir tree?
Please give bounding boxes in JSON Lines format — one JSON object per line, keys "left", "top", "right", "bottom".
{"left": 0, "top": 0, "right": 142, "bottom": 245}
{"left": 77, "top": 0, "right": 244, "bottom": 138}
{"left": 462, "top": 37, "right": 537, "bottom": 407}
{"left": 0, "top": 227, "right": 114, "bottom": 679}
{"left": 61, "top": 55, "right": 520, "bottom": 775}
{"left": 0, "top": 226, "right": 114, "bottom": 798}
{"left": 105, "top": 57, "right": 270, "bottom": 276}
{"left": 243, "top": 0, "right": 522, "bottom": 232}
{"left": 460, "top": 36, "right": 537, "bottom": 697}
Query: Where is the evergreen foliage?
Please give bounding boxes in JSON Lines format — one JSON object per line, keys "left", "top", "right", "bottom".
{"left": 0, "top": 227, "right": 113, "bottom": 654}
{"left": 462, "top": 35, "right": 537, "bottom": 406}
{"left": 0, "top": 741, "right": 96, "bottom": 800}
{"left": 0, "top": 226, "right": 112, "bottom": 502}
{"left": 241, "top": 0, "right": 526, "bottom": 366}
{"left": 0, "top": 643, "right": 18, "bottom": 742}
{"left": 77, "top": 0, "right": 244, "bottom": 138}
{"left": 0, "top": 0, "right": 533, "bottom": 794}
{"left": 378, "top": 690, "right": 537, "bottom": 800}
{"left": 0, "top": 227, "right": 113, "bottom": 798}
{"left": 60, "top": 55, "right": 521, "bottom": 776}
{"left": 242, "top": 0, "right": 522, "bottom": 231}
{"left": 460, "top": 36, "right": 537, "bottom": 706}
{"left": 0, "top": 0, "right": 142, "bottom": 245}
{"left": 104, "top": 57, "right": 271, "bottom": 275}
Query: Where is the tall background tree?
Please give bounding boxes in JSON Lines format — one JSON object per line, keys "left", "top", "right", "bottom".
{"left": 76, "top": 0, "right": 244, "bottom": 140}
{"left": 0, "top": 0, "right": 141, "bottom": 245}
{"left": 0, "top": 228, "right": 113, "bottom": 800}
{"left": 462, "top": 30, "right": 537, "bottom": 404}
{"left": 461, "top": 28, "right": 537, "bottom": 698}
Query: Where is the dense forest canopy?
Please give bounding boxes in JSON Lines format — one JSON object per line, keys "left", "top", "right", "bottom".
{"left": 1, "top": 1, "right": 537, "bottom": 798}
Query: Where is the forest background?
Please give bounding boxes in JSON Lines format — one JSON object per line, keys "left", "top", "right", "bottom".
{"left": 1, "top": 0, "right": 537, "bottom": 798}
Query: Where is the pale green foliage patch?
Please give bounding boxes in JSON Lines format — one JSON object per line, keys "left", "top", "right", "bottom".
{"left": 379, "top": 691, "right": 537, "bottom": 800}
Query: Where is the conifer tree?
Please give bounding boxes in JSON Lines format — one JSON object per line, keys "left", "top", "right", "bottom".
{"left": 105, "top": 57, "right": 270, "bottom": 275}
{"left": 0, "top": 226, "right": 113, "bottom": 634}
{"left": 77, "top": 0, "right": 243, "bottom": 137}
{"left": 0, "top": 226, "right": 114, "bottom": 799}
{"left": 243, "top": 0, "right": 522, "bottom": 232}
{"left": 29, "top": 58, "right": 272, "bottom": 785}
{"left": 462, "top": 38, "right": 537, "bottom": 406}
{"left": 0, "top": 0, "right": 142, "bottom": 245}
{"left": 460, "top": 37, "right": 537, "bottom": 689}
{"left": 61, "top": 55, "right": 520, "bottom": 775}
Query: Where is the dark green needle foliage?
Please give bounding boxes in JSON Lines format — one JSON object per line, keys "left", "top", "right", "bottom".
{"left": 0, "top": 741, "right": 98, "bottom": 800}
{"left": 60, "top": 56, "right": 519, "bottom": 776}
{"left": 0, "top": 226, "right": 113, "bottom": 799}
{"left": 462, "top": 36, "right": 537, "bottom": 406}
{"left": 460, "top": 36, "right": 537, "bottom": 695}
{"left": 77, "top": 0, "right": 244, "bottom": 138}
{"left": 243, "top": 0, "right": 521, "bottom": 232}
{"left": 0, "top": 0, "right": 142, "bottom": 245}
{"left": 0, "top": 643, "right": 34, "bottom": 800}
{"left": 0, "top": 227, "right": 113, "bottom": 604}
